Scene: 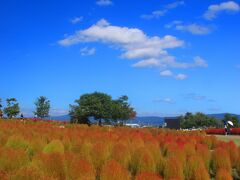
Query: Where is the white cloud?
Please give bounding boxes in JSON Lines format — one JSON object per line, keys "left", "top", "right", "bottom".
{"left": 141, "top": 1, "right": 184, "bottom": 19}
{"left": 132, "top": 58, "right": 160, "bottom": 68}
{"left": 154, "top": 98, "right": 175, "bottom": 104}
{"left": 141, "top": 10, "right": 166, "bottom": 20}
{"left": 132, "top": 56, "right": 208, "bottom": 69}
{"left": 193, "top": 56, "right": 208, "bottom": 67}
{"left": 59, "top": 19, "right": 184, "bottom": 60}
{"left": 165, "top": 1, "right": 185, "bottom": 9}
{"left": 166, "top": 21, "right": 212, "bottom": 35}
{"left": 80, "top": 47, "right": 96, "bottom": 56}
{"left": 59, "top": 19, "right": 206, "bottom": 79}
{"left": 175, "top": 73, "right": 187, "bottom": 80}
{"left": 204, "top": 1, "right": 240, "bottom": 20}
{"left": 160, "top": 70, "right": 174, "bottom": 76}
{"left": 96, "top": 0, "right": 113, "bottom": 6}
{"left": 70, "top": 16, "right": 83, "bottom": 24}
{"left": 160, "top": 70, "right": 187, "bottom": 80}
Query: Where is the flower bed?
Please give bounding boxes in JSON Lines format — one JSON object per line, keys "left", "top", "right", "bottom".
{"left": 206, "top": 128, "right": 240, "bottom": 135}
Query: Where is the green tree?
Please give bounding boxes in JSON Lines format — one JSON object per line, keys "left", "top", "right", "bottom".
{"left": 180, "top": 112, "right": 217, "bottom": 129}
{"left": 70, "top": 92, "right": 112, "bottom": 126}
{"left": 223, "top": 113, "right": 239, "bottom": 127}
{"left": 34, "top": 96, "right": 50, "bottom": 119}
{"left": 0, "top": 98, "right": 3, "bottom": 118}
{"left": 3, "top": 98, "right": 20, "bottom": 119}
{"left": 69, "top": 92, "right": 136, "bottom": 126}
{"left": 111, "top": 95, "right": 136, "bottom": 125}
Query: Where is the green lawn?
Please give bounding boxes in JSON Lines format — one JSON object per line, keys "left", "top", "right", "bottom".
{"left": 215, "top": 135, "right": 240, "bottom": 146}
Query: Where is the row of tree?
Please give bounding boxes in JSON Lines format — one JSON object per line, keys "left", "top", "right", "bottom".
{"left": 0, "top": 96, "right": 50, "bottom": 119}
{"left": 0, "top": 92, "right": 136, "bottom": 126}
{"left": 180, "top": 112, "right": 239, "bottom": 129}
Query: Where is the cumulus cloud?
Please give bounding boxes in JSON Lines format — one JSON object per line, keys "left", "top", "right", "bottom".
{"left": 166, "top": 21, "right": 212, "bottom": 35}
{"left": 204, "top": 1, "right": 240, "bottom": 20}
{"left": 160, "top": 70, "right": 174, "bottom": 76}
{"left": 160, "top": 70, "right": 187, "bottom": 80}
{"left": 133, "top": 56, "right": 208, "bottom": 69}
{"left": 175, "top": 73, "right": 187, "bottom": 80}
{"left": 154, "top": 98, "right": 175, "bottom": 104}
{"left": 141, "top": 10, "right": 166, "bottom": 20}
{"left": 80, "top": 47, "right": 96, "bottom": 56}
{"left": 59, "top": 19, "right": 184, "bottom": 60}
{"left": 141, "top": 1, "right": 184, "bottom": 19}
{"left": 165, "top": 1, "right": 185, "bottom": 9}
{"left": 96, "top": 0, "right": 113, "bottom": 6}
{"left": 70, "top": 16, "right": 83, "bottom": 24}
{"left": 59, "top": 19, "right": 207, "bottom": 80}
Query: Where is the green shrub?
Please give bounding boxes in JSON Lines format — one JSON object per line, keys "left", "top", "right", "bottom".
{"left": 5, "top": 135, "right": 33, "bottom": 158}
{"left": 43, "top": 140, "right": 64, "bottom": 154}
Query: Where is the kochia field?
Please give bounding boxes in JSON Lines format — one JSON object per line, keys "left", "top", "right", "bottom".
{"left": 0, "top": 119, "right": 239, "bottom": 180}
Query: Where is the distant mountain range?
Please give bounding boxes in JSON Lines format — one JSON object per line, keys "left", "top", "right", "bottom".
{"left": 52, "top": 113, "right": 240, "bottom": 126}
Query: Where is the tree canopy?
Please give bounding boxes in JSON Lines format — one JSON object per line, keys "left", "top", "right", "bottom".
{"left": 34, "top": 96, "right": 50, "bottom": 119}
{"left": 3, "top": 98, "right": 20, "bottom": 119}
{"left": 180, "top": 112, "right": 218, "bottom": 129}
{"left": 69, "top": 92, "right": 136, "bottom": 125}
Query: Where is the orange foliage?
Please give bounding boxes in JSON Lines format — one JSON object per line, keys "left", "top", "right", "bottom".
{"left": 216, "top": 168, "right": 233, "bottom": 180}
{"left": 196, "top": 143, "right": 211, "bottom": 170}
{"left": 100, "top": 160, "right": 130, "bottom": 180}
{"left": 129, "top": 147, "right": 156, "bottom": 176}
{"left": 0, "top": 148, "right": 29, "bottom": 172}
{"left": 111, "top": 143, "right": 131, "bottom": 168}
{"left": 0, "top": 119, "right": 237, "bottom": 179}
{"left": 10, "top": 166, "right": 44, "bottom": 180}
{"left": 34, "top": 152, "right": 65, "bottom": 179}
{"left": 212, "top": 148, "right": 231, "bottom": 175}
{"left": 68, "top": 160, "right": 96, "bottom": 180}
{"left": 135, "top": 172, "right": 162, "bottom": 180}
{"left": 164, "top": 157, "right": 184, "bottom": 180}
{"left": 185, "top": 155, "right": 210, "bottom": 180}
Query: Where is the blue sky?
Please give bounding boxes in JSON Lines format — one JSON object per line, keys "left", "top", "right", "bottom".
{"left": 0, "top": 0, "right": 240, "bottom": 117}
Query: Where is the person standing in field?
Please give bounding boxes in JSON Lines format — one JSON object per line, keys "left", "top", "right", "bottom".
{"left": 224, "top": 121, "right": 228, "bottom": 135}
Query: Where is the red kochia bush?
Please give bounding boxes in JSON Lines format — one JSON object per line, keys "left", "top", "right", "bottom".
{"left": 215, "top": 168, "right": 233, "bottom": 180}
{"left": 185, "top": 155, "right": 210, "bottom": 180}
{"left": 226, "top": 141, "right": 239, "bottom": 168}
{"left": 91, "top": 142, "right": 110, "bottom": 177}
{"left": 129, "top": 147, "right": 156, "bottom": 176}
{"left": 67, "top": 159, "right": 95, "bottom": 180}
{"left": 10, "top": 166, "right": 44, "bottom": 180}
{"left": 100, "top": 160, "right": 131, "bottom": 180}
{"left": 164, "top": 157, "right": 184, "bottom": 180}
{"left": 135, "top": 172, "right": 162, "bottom": 180}
{"left": 196, "top": 143, "right": 211, "bottom": 170}
{"left": 0, "top": 148, "right": 29, "bottom": 172}
{"left": 111, "top": 143, "right": 131, "bottom": 169}
{"left": 212, "top": 148, "right": 231, "bottom": 175}
{"left": 35, "top": 152, "right": 65, "bottom": 180}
